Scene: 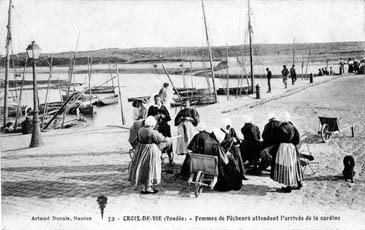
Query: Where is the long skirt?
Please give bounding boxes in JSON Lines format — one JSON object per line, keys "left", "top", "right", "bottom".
{"left": 272, "top": 143, "right": 303, "bottom": 187}
{"left": 176, "top": 121, "right": 196, "bottom": 154}
{"left": 215, "top": 157, "right": 243, "bottom": 192}
{"left": 129, "top": 143, "right": 162, "bottom": 187}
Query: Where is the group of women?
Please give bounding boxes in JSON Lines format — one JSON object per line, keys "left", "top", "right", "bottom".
{"left": 128, "top": 97, "right": 303, "bottom": 194}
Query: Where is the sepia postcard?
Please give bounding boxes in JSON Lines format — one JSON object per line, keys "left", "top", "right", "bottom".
{"left": 0, "top": 0, "right": 364, "bottom": 229}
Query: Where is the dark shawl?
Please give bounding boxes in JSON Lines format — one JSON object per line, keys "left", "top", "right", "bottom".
{"left": 174, "top": 108, "right": 200, "bottom": 127}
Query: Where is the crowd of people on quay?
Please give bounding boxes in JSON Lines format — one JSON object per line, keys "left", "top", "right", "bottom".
{"left": 128, "top": 83, "right": 309, "bottom": 194}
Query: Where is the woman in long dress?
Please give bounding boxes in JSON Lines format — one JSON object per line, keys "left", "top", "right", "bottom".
{"left": 129, "top": 116, "right": 172, "bottom": 194}
{"left": 174, "top": 99, "right": 199, "bottom": 155}
{"left": 147, "top": 95, "right": 173, "bottom": 163}
{"left": 219, "top": 118, "right": 247, "bottom": 180}
{"left": 272, "top": 111, "right": 303, "bottom": 193}
{"left": 211, "top": 127, "right": 244, "bottom": 192}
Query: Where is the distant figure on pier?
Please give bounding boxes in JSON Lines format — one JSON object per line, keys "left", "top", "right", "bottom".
{"left": 318, "top": 69, "right": 323, "bottom": 76}
{"left": 175, "top": 99, "right": 199, "bottom": 156}
{"left": 339, "top": 58, "right": 345, "bottom": 75}
{"left": 281, "top": 65, "right": 289, "bottom": 88}
{"left": 324, "top": 67, "right": 329, "bottom": 75}
{"left": 290, "top": 65, "right": 297, "bottom": 85}
{"left": 158, "top": 82, "right": 170, "bottom": 105}
{"left": 266, "top": 68, "right": 272, "bottom": 93}
{"left": 348, "top": 58, "right": 354, "bottom": 73}
{"left": 353, "top": 59, "right": 360, "bottom": 73}
{"left": 330, "top": 67, "right": 334, "bottom": 75}
{"left": 147, "top": 95, "right": 173, "bottom": 164}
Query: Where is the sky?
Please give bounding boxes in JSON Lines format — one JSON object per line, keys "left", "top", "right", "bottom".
{"left": 0, "top": 0, "right": 364, "bottom": 53}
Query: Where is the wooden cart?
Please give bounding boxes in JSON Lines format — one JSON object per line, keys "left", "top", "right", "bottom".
{"left": 187, "top": 153, "right": 219, "bottom": 197}
{"left": 318, "top": 116, "right": 359, "bottom": 143}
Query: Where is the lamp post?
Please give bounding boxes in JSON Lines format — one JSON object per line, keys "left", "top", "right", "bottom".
{"left": 27, "top": 41, "right": 43, "bottom": 148}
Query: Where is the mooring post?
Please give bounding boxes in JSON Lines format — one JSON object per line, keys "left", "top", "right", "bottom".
{"left": 255, "top": 84, "right": 260, "bottom": 99}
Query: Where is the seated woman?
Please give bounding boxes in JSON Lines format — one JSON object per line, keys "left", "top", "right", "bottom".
{"left": 260, "top": 113, "right": 281, "bottom": 171}
{"left": 219, "top": 118, "right": 247, "bottom": 180}
{"left": 271, "top": 111, "right": 303, "bottom": 193}
{"left": 180, "top": 122, "right": 224, "bottom": 178}
{"left": 182, "top": 122, "right": 242, "bottom": 191}
{"left": 211, "top": 128, "right": 244, "bottom": 191}
{"left": 128, "top": 116, "right": 172, "bottom": 194}
{"left": 239, "top": 114, "right": 262, "bottom": 170}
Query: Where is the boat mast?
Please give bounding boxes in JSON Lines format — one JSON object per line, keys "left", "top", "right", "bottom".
{"left": 201, "top": 0, "right": 218, "bottom": 102}
{"left": 226, "top": 43, "right": 229, "bottom": 100}
{"left": 88, "top": 55, "right": 92, "bottom": 106}
{"left": 292, "top": 37, "right": 295, "bottom": 66}
{"left": 247, "top": 0, "right": 254, "bottom": 93}
{"left": 3, "top": 0, "right": 12, "bottom": 128}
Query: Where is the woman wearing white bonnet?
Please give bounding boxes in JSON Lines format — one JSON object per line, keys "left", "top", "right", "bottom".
{"left": 129, "top": 116, "right": 172, "bottom": 194}
{"left": 240, "top": 114, "right": 261, "bottom": 170}
{"left": 266, "top": 112, "right": 277, "bottom": 121}
{"left": 271, "top": 111, "right": 303, "bottom": 193}
{"left": 196, "top": 122, "right": 207, "bottom": 132}
{"left": 279, "top": 111, "right": 292, "bottom": 122}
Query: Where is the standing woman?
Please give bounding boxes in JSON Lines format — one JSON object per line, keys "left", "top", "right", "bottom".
{"left": 147, "top": 95, "right": 173, "bottom": 164}
{"left": 129, "top": 116, "right": 172, "bottom": 194}
{"left": 174, "top": 99, "right": 200, "bottom": 155}
{"left": 272, "top": 111, "right": 303, "bottom": 193}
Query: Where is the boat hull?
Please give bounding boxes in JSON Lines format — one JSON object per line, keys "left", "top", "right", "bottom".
{"left": 94, "top": 95, "right": 119, "bottom": 106}
{"left": 217, "top": 86, "right": 253, "bottom": 95}
{"left": 79, "top": 104, "right": 97, "bottom": 115}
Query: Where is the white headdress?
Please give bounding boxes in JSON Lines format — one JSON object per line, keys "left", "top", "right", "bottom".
{"left": 196, "top": 122, "right": 207, "bottom": 132}
{"left": 242, "top": 114, "right": 254, "bottom": 124}
{"left": 145, "top": 116, "right": 157, "bottom": 127}
{"left": 212, "top": 127, "right": 225, "bottom": 144}
{"left": 221, "top": 118, "right": 232, "bottom": 130}
{"left": 266, "top": 112, "right": 277, "bottom": 121}
{"left": 279, "top": 111, "right": 292, "bottom": 122}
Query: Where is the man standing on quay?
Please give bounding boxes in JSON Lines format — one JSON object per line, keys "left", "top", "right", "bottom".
{"left": 281, "top": 65, "right": 289, "bottom": 89}
{"left": 290, "top": 65, "right": 297, "bottom": 85}
{"left": 266, "top": 68, "right": 272, "bottom": 93}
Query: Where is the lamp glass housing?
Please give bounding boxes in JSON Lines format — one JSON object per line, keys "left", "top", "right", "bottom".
{"left": 26, "top": 41, "right": 41, "bottom": 60}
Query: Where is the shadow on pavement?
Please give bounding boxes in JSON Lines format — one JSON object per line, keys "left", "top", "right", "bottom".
{"left": 2, "top": 163, "right": 277, "bottom": 199}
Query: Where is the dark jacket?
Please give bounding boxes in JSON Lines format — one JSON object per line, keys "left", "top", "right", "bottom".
{"left": 241, "top": 123, "right": 261, "bottom": 141}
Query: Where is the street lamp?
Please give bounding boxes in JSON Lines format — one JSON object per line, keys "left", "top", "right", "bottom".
{"left": 27, "top": 41, "right": 43, "bottom": 148}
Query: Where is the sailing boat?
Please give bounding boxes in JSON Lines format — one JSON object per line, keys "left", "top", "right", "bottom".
{"left": 217, "top": 0, "right": 254, "bottom": 96}
{"left": 93, "top": 61, "right": 118, "bottom": 106}
{"left": 79, "top": 56, "right": 97, "bottom": 115}
{"left": 171, "top": 0, "right": 217, "bottom": 106}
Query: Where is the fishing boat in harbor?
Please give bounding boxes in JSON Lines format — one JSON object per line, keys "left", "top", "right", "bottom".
{"left": 214, "top": 0, "right": 254, "bottom": 97}
{"left": 79, "top": 104, "right": 97, "bottom": 115}
{"left": 93, "top": 94, "right": 119, "bottom": 106}
{"left": 127, "top": 96, "right": 151, "bottom": 103}
{"left": 217, "top": 86, "right": 252, "bottom": 95}
{"left": 85, "top": 85, "right": 115, "bottom": 94}
{"left": 168, "top": 0, "right": 218, "bottom": 107}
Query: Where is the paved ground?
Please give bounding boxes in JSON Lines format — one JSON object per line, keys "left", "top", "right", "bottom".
{"left": 1, "top": 74, "right": 365, "bottom": 230}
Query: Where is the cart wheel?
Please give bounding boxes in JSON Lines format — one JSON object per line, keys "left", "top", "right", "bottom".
{"left": 194, "top": 171, "right": 204, "bottom": 198}
{"left": 321, "top": 124, "right": 332, "bottom": 143}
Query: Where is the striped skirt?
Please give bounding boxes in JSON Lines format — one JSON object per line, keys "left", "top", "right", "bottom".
{"left": 128, "top": 143, "right": 162, "bottom": 186}
{"left": 272, "top": 143, "right": 303, "bottom": 187}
